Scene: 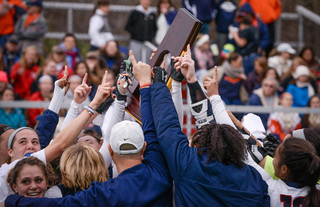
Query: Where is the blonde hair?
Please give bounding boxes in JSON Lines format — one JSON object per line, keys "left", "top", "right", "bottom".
{"left": 60, "top": 143, "right": 108, "bottom": 191}
{"left": 18, "top": 46, "right": 38, "bottom": 69}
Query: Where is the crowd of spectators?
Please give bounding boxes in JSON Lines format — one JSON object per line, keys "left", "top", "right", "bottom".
{"left": 0, "top": 0, "right": 320, "bottom": 206}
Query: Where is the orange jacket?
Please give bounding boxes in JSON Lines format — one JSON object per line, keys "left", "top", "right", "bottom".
{"left": 239, "top": 0, "right": 281, "bottom": 24}
{"left": 0, "top": 0, "right": 26, "bottom": 35}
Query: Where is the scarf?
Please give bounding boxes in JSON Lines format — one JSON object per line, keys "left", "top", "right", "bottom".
{"left": 296, "top": 81, "right": 315, "bottom": 98}
{"left": 25, "top": 13, "right": 40, "bottom": 28}
{"left": 222, "top": 61, "right": 244, "bottom": 79}
{"left": 60, "top": 43, "right": 78, "bottom": 70}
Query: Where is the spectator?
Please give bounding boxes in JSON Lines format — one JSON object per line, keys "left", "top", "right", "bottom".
{"left": 59, "top": 143, "right": 108, "bottom": 196}
{"left": 49, "top": 45, "right": 67, "bottom": 73}
{"left": 85, "top": 50, "right": 104, "bottom": 86}
{"left": 248, "top": 77, "right": 280, "bottom": 129}
{"left": 239, "top": 0, "right": 281, "bottom": 56}
{"left": 14, "top": 0, "right": 47, "bottom": 55}
{"left": 301, "top": 95, "right": 320, "bottom": 134}
{"left": 100, "top": 40, "right": 124, "bottom": 77}
{"left": 75, "top": 128, "right": 103, "bottom": 151}
{"left": 191, "top": 34, "right": 215, "bottom": 84}
{"left": 281, "top": 56, "right": 308, "bottom": 91}
{"left": 31, "top": 58, "right": 57, "bottom": 94}
{"left": 268, "top": 92, "right": 301, "bottom": 142}
{"left": 155, "top": 0, "right": 177, "bottom": 45}
{"left": 3, "top": 35, "right": 21, "bottom": 78}
{"left": 212, "top": 52, "right": 248, "bottom": 105}
{"left": 215, "top": 0, "right": 237, "bottom": 51}
{"left": 231, "top": 15, "right": 259, "bottom": 75}
{"left": 10, "top": 45, "right": 39, "bottom": 99}
{"left": 268, "top": 43, "right": 295, "bottom": 77}
{"left": 0, "top": 70, "right": 8, "bottom": 96}
{"left": 28, "top": 75, "right": 53, "bottom": 127}
{"left": 7, "top": 156, "right": 61, "bottom": 198}
{"left": 59, "top": 33, "right": 83, "bottom": 70}
{"left": 0, "top": 87, "right": 26, "bottom": 129}
{"left": 125, "top": 0, "right": 156, "bottom": 62}
{"left": 233, "top": 3, "right": 270, "bottom": 55}
{"left": 0, "top": 124, "right": 14, "bottom": 166}
{"left": 286, "top": 65, "right": 315, "bottom": 107}
{"left": 299, "top": 46, "right": 320, "bottom": 88}
{"left": 0, "top": 0, "right": 26, "bottom": 48}
{"left": 88, "top": 0, "right": 114, "bottom": 51}
{"left": 243, "top": 56, "right": 267, "bottom": 95}
{"left": 217, "top": 43, "right": 235, "bottom": 65}
{"left": 183, "top": 0, "right": 216, "bottom": 34}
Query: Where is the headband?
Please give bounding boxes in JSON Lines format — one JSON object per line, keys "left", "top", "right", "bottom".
{"left": 0, "top": 126, "right": 12, "bottom": 137}
{"left": 7, "top": 127, "right": 34, "bottom": 149}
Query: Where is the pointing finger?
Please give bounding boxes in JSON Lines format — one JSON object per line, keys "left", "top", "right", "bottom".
{"left": 129, "top": 50, "right": 137, "bottom": 68}
{"left": 212, "top": 66, "right": 217, "bottom": 81}
{"left": 82, "top": 73, "right": 88, "bottom": 84}
{"left": 102, "top": 70, "right": 109, "bottom": 84}
{"left": 63, "top": 65, "right": 68, "bottom": 78}
{"left": 185, "top": 44, "right": 191, "bottom": 58}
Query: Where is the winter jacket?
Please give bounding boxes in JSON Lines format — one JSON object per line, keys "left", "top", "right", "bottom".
{"left": 10, "top": 62, "right": 40, "bottom": 99}
{"left": 14, "top": 12, "right": 47, "bottom": 55}
{"left": 183, "top": 0, "right": 216, "bottom": 24}
{"left": 150, "top": 82, "right": 270, "bottom": 206}
{"left": 215, "top": 0, "right": 237, "bottom": 33}
{"left": 125, "top": 5, "right": 157, "bottom": 42}
{"left": 0, "top": 0, "right": 26, "bottom": 35}
{"left": 28, "top": 91, "right": 44, "bottom": 127}
{"left": 239, "top": 0, "right": 281, "bottom": 24}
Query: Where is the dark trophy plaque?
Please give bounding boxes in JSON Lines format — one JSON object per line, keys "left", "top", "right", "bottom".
{"left": 126, "top": 8, "right": 202, "bottom": 123}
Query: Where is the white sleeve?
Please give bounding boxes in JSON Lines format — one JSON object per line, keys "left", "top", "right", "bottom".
{"left": 245, "top": 151, "right": 273, "bottom": 182}
{"left": 60, "top": 100, "right": 81, "bottom": 131}
{"left": 171, "top": 80, "right": 183, "bottom": 127}
{"left": 31, "top": 149, "right": 46, "bottom": 164}
{"left": 99, "top": 99, "right": 125, "bottom": 168}
{"left": 209, "top": 95, "right": 236, "bottom": 129}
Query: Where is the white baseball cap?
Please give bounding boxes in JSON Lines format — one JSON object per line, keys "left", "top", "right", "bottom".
{"left": 277, "top": 43, "right": 296, "bottom": 54}
{"left": 109, "top": 121, "right": 144, "bottom": 155}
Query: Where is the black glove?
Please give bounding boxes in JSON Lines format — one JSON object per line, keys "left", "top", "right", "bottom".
{"left": 115, "top": 74, "right": 128, "bottom": 102}
{"left": 263, "top": 133, "right": 281, "bottom": 157}
{"left": 96, "top": 96, "right": 114, "bottom": 114}
{"left": 153, "top": 67, "right": 168, "bottom": 84}
{"left": 170, "top": 59, "right": 184, "bottom": 82}
{"left": 247, "top": 137, "right": 267, "bottom": 163}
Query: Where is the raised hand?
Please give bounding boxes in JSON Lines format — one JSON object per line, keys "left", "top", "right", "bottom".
{"left": 129, "top": 50, "right": 152, "bottom": 85}
{"left": 91, "top": 70, "right": 115, "bottom": 108}
{"left": 74, "top": 73, "right": 92, "bottom": 104}
{"left": 203, "top": 66, "right": 219, "bottom": 97}
{"left": 58, "top": 65, "right": 70, "bottom": 95}
{"left": 173, "top": 44, "right": 196, "bottom": 83}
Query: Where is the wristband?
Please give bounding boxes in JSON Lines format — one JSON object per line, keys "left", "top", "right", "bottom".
{"left": 139, "top": 83, "right": 152, "bottom": 89}
{"left": 84, "top": 106, "right": 95, "bottom": 117}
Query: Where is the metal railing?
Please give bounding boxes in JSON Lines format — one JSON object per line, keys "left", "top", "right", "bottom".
{"left": 275, "top": 5, "right": 320, "bottom": 51}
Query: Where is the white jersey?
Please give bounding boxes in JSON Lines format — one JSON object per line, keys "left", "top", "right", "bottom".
{"left": 246, "top": 153, "right": 309, "bottom": 207}
{"left": 0, "top": 149, "right": 46, "bottom": 203}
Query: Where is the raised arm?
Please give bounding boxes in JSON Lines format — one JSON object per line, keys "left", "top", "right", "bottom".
{"left": 44, "top": 71, "right": 113, "bottom": 163}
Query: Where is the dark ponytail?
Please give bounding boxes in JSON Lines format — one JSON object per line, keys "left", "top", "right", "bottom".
{"left": 279, "top": 138, "right": 320, "bottom": 207}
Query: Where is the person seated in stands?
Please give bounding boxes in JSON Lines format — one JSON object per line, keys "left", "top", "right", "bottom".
{"left": 247, "top": 77, "right": 280, "bottom": 129}
{"left": 3, "top": 35, "right": 21, "bottom": 78}
{"left": 31, "top": 58, "right": 57, "bottom": 94}
{"left": 14, "top": 0, "right": 47, "bottom": 56}
{"left": 268, "top": 43, "right": 295, "bottom": 77}
{"left": 10, "top": 46, "right": 40, "bottom": 99}
{"left": 100, "top": 40, "right": 124, "bottom": 77}
{"left": 49, "top": 45, "right": 67, "bottom": 73}
{"left": 0, "top": 87, "right": 26, "bottom": 129}
{"left": 59, "top": 33, "right": 83, "bottom": 70}
{"left": 268, "top": 92, "right": 302, "bottom": 142}
{"left": 28, "top": 75, "right": 53, "bottom": 127}
{"left": 301, "top": 94, "right": 320, "bottom": 134}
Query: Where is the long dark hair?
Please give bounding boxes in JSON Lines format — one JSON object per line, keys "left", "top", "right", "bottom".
{"left": 278, "top": 138, "right": 320, "bottom": 207}
{"left": 192, "top": 123, "right": 247, "bottom": 168}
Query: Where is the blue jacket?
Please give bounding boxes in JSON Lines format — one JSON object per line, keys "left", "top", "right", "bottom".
{"left": 215, "top": 0, "right": 237, "bottom": 33}
{"left": 5, "top": 88, "right": 173, "bottom": 207}
{"left": 286, "top": 84, "right": 310, "bottom": 107}
{"left": 183, "top": 0, "right": 216, "bottom": 23}
{"left": 35, "top": 109, "right": 59, "bottom": 149}
{"left": 150, "top": 82, "right": 270, "bottom": 206}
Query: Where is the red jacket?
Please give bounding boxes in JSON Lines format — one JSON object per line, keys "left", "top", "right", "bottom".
{"left": 0, "top": 0, "right": 27, "bottom": 35}
{"left": 28, "top": 91, "right": 44, "bottom": 127}
{"left": 10, "top": 62, "right": 40, "bottom": 99}
{"left": 239, "top": 0, "right": 281, "bottom": 24}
